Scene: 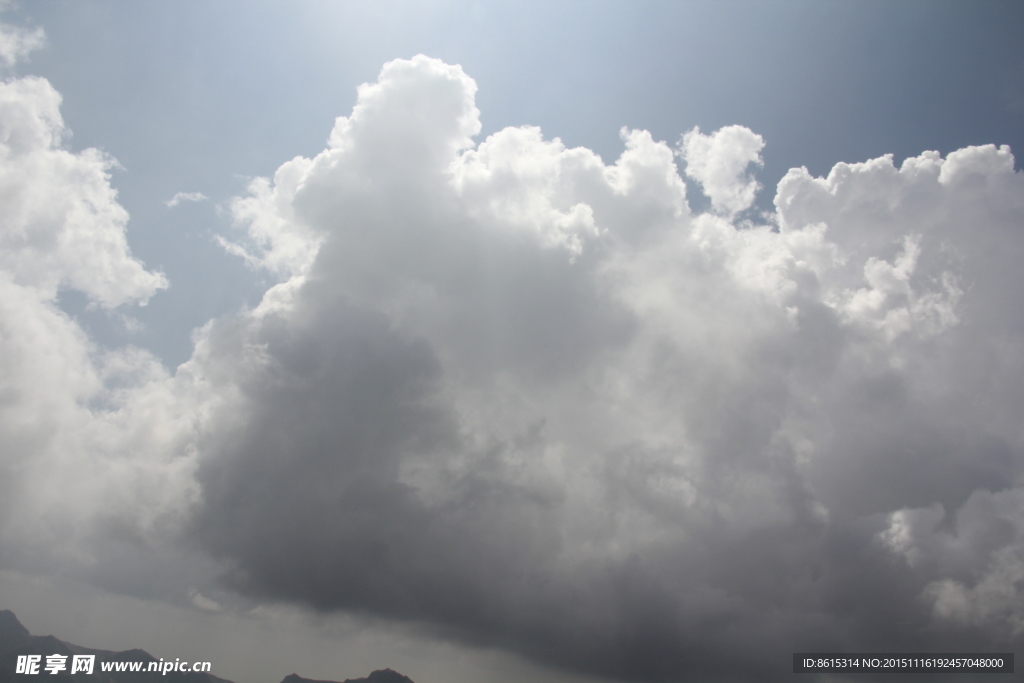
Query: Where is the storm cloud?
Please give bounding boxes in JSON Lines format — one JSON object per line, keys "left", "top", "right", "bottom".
{"left": 2, "top": 50, "right": 1024, "bottom": 681}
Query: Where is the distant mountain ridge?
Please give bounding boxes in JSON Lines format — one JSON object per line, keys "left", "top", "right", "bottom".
{"left": 0, "top": 610, "right": 413, "bottom": 683}
{"left": 281, "top": 671, "right": 413, "bottom": 683}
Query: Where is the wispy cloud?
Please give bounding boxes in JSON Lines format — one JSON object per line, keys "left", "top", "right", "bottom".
{"left": 0, "top": 18, "right": 43, "bottom": 68}
{"left": 164, "top": 191, "right": 208, "bottom": 208}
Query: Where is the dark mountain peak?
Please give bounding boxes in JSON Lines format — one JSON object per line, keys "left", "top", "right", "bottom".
{"left": 22, "top": 633, "right": 69, "bottom": 655}
{"left": 0, "top": 610, "right": 29, "bottom": 641}
{"left": 364, "top": 670, "right": 414, "bottom": 683}
{"left": 278, "top": 668, "right": 415, "bottom": 683}
{"left": 279, "top": 674, "right": 342, "bottom": 683}
{"left": 281, "top": 675, "right": 330, "bottom": 683}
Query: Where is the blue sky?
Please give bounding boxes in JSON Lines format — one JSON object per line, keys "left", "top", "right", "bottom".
{"left": 2, "top": 2, "right": 1024, "bottom": 683}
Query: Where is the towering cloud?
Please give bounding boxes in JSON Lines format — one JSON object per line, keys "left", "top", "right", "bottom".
{"left": 2, "top": 51, "right": 1023, "bottom": 682}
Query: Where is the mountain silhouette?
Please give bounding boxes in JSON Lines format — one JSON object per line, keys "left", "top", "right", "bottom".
{"left": 281, "top": 670, "right": 414, "bottom": 683}
{"left": 0, "top": 610, "right": 413, "bottom": 683}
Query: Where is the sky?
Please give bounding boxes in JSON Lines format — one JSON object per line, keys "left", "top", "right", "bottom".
{"left": 1, "top": 1, "right": 1023, "bottom": 682}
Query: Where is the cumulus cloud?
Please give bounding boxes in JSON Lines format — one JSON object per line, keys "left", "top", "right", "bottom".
{"left": 0, "top": 76, "right": 168, "bottom": 306}
{"left": 221, "top": 165, "right": 322, "bottom": 279}
{"left": 0, "top": 66, "right": 187, "bottom": 596}
{"left": 183, "top": 56, "right": 1024, "bottom": 680}
{"left": 165, "top": 191, "right": 208, "bottom": 208}
{"left": 679, "top": 124, "right": 764, "bottom": 216}
{"left": 3, "top": 52, "right": 1024, "bottom": 682}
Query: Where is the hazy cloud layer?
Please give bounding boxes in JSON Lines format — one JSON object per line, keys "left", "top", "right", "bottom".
{"left": 2, "top": 53, "right": 1024, "bottom": 682}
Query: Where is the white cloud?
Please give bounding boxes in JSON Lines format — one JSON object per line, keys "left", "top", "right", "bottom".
{"left": 4, "top": 52, "right": 1024, "bottom": 681}
{"left": 678, "top": 124, "right": 764, "bottom": 216}
{"left": 222, "top": 160, "right": 320, "bottom": 279}
{"left": 0, "top": 18, "right": 43, "bottom": 68}
{"left": 165, "top": 191, "right": 208, "bottom": 208}
{"left": 0, "top": 70, "right": 190, "bottom": 593}
{"left": 0, "top": 76, "right": 167, "bottom": 307}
